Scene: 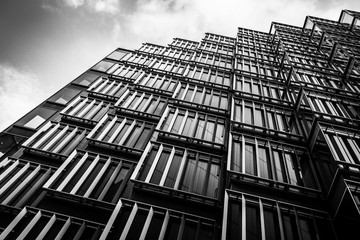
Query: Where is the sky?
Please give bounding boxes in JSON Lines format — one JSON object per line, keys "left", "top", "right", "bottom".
{"left": 0, "top": 0, "right": 359, "bottom": 131}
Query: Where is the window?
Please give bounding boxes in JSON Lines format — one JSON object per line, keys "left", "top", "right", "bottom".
{"left": 0, "top": 158, "right": 51, "bottom": 208}
{"left": 44, "top": 150, "right": 135, "bottom": 203}
{"left": 175, "top": 83, "right": 229, "bottom": 110}
{"left": 185, "top": 66, "right": 230, "bottom": 86}
{"left": 112, "top": 65, "right": 143, "bottom": 80}
{"left": 47, "top": 88, "right": 80, "bottom": 105}
{"left": 160, "top": 107, "right": 226, "bottom": 146}
{"left": 22, "top": 122, "right": 87, "bottom": 157}
{"left": 115, "top": 90, "right": 168, "bottom": 118}
{"left": 101, "top": 200, "right": 217, "bottom": 239}
{"left": 107, "top": 49, "right": 130, "bottom": 61}
{"left": 230, "top": 134, "right": 318, "bottom": 190}
{"left": 224, "top": 191, "right": 336, "bottom": 240}
{"left": 0, "top": 208, "right": 105, "bottom": 239}
{"left": 234, "top": 75, "right": 288, "bottom": 102}
{"left": 232, "top": 98, "right": 299, "bottom": 136}
{"left": 72, "top": 72, "right": 99, "bottom": 86}
{"left": 322, "top": 125, "right": 360, "bottom": 167}
{"left": 132, "top": 142, "right": 221, "bottom": 199}
{"left": 91, "top": 60, "right": 115, "bottom": 72}
{"left": 16, "top": 107, "right": 56, "bottom": 130}
{"left": 87, "top": 114, "right": 154, "bottom": 152}
{"left": 88, "top": 77, "right": 129, "bottom": 100}
{"left": 61, "top": 96, "right": 110, "bottom": 124}
{"left": 134, "top": 73, "right": 178, "bottom": 94}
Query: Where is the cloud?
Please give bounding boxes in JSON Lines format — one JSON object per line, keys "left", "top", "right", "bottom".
{"left": 0, "top": 64, "right": 46, "bottom": 132}
{"left": 88, "top": 0, "right": 119, "bottom": 13}
{"left": 59, "top": 0, "right": 119, "bottom": 13}
{"left": 63, "top": 0, "right": 85, "bottom": 8}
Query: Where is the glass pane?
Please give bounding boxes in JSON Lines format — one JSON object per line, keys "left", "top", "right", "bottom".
{"left": 245, "top": 144, "right": 255, "bottom": 175}
{"left": 150, "top": 151, "right": 170, "bottom": 184}
{"left": 258, "top": 147, "right": 269, "bottom": 179}
{"left": 192, "top": 160, "right": 207, "bottom": 195}
{"left": 181, "top": 158, "right": 196, "bottom": 192}
{"left": 232, "top": 141, "right": 242, "bottom": 172}
{"left": 48, "top": 88, "right": 80, "bottom": 105}
{"left": 246, "top": 205, "right": 261, "bottom": 240}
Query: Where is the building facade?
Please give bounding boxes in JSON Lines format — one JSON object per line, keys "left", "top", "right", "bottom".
{"left": 0, "top": 9, "right": 359, "bottom": 239}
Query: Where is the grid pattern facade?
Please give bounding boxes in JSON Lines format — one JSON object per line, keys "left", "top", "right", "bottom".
{"left": 0, "top": 9, "right": 359, "bottom": 239}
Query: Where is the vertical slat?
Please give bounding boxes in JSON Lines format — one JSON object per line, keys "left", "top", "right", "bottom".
{"left": 2, "top": 165, "right": 41, "bottom": 205}
{"left": 156, "top": 106, "right": 170, "bottom": 130}
{"left": 177, "top": 110, "right": 189, "bottom": 135}
{"left": 73, "top": 222, "right": 86, "bottom": 240}
{"left": 99, "top": 200, "right": 123, "bottom": 240}
{"left": 159, "top": 147, "right": 176, "bottom": 186}
{"left": 84, "top": 157, "right": 111, "bottom": 198}
{"left": 221, "top": 191, "right": 229, "bottom": 240}
{"left": 158, "top": 210, "right": 170, "bottom": 240}
{"left": 227, "top": 133, "right": 233, "bottom": 171}
{"left": 119, "top": 203, "right": 139, "bottom": 240}
{"left": 98, "top": 161, "right": 123, "bottom": 201}
{"left": 17, "top": 210, "right": 42, "bottom": 240}
{"left": 87, "top": 114, "right": 109, "bottom": 139}
{"left": 176, "top": 215, "right": 186, "bottom": 240}
{"left": 94, "top": 79, "right": 109, "bottom": 93}
{"left": 145, "top": 144, "right": 164, "bottom": 183}
{"left": 52, "top": 127, "right": 78, "bottom": 154}
{"left": 139, "top": 207, "right": 154, "bottom": 240}
{"left": 0, "top": 157, "right": 10, "bottom": 168}
{"left": 60, "top": 96, "right": 81, "bottom": 115}
{"left": 54, "top": 217, "right": 71, "bottom": 240}
{"left": 259, "top": 199, "right": 266, "bottom": 240}
{"left": 43, "top": 150, "right": 77, "bottom": 189}
{"left": 166, "top": 108, "right": 179, "bottom": 132}
{"left": 70, "top": 155, "right": 100, "bottom": 195}
{"left": 242, "top": 195, "right": 246, "bottom": 240}
{"left": 22, "top": 121, "right": 52, "bottom": 147}
{"left": 35, "top": 214, "right": 57, "bottom": 240}
{"left": 242, "top": 135, "right": 246, "bottom": 174}
{"left": 0, "top": 207, "right": 27, "bottom": 239}
{"left": 0, "top": 159, "right": 19, "bottom": 181}
{"left": 16, "top": 168, "right": 52, "bottom": 208}
{"left": 114, "top": 89, "right": 130, "bottom": 107}
{"left": 174, "top": 149, "right": 187, "bottom": 190}
{"left": 277, "top": 202, "right": 286, "bottom": 240}
{"left": 130, "top": 142, "right": 153, "bottom": 180}
{"left": 0, "top": 163, "right": 30, "bottom": 195}
{"left": 88, "top": 76, "right": 103, "bottom": 91}
{"left": 57, "top": 152, "right": 89, "bottom": 191}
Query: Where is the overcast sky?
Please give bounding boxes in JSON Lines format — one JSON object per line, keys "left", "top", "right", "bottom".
{"left": 0, "top": 0, "right": 359, "bottom": 131}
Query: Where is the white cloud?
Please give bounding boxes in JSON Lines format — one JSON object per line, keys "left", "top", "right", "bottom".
{"left": 0, "top": 64, "right": 46, "bottom": 132}
{"left": 88, "top": 0, "right": 119, "bottom": 14}
{"left": 60, "top": 0, "right": 119, "bottom": 13}
{"left": 63, "top": 0, "right": 85, "bottom": 8}
{"left": 111, "top": 0, "right": 360, "bottom": 50}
